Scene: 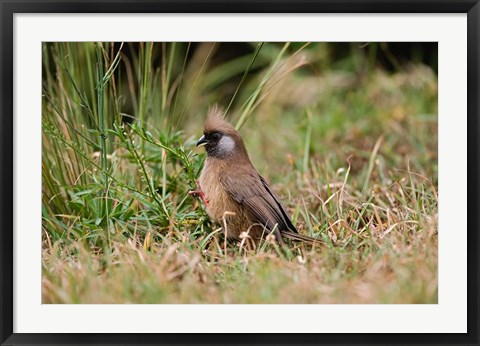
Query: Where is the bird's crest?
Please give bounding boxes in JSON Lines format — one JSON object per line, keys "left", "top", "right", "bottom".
{"left": 204, "top": 105, "right": 237, "bottom": 135}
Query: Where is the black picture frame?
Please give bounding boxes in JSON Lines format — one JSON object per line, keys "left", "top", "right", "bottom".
{"left": 1, "top": 1, "right": 478, "bottom": 345}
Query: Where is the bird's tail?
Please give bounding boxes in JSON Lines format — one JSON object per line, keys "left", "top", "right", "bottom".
{"left": 281, "top": 231, "right": 324, "bottom": 245}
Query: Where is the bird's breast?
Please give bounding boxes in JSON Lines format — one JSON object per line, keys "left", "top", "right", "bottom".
{"left": 199, "top": 158, "right": 246, "bottom": 239}
{"left": 199, "top": 159, "right": 231, "bottom": 218}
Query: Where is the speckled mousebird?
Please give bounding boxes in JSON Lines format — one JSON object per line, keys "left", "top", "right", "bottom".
{"left": 190, "top": 106, "right": 323, "bottom": 246}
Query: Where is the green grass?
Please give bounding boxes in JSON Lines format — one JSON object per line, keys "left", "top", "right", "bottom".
{"left": 42, "top": 42, "right": 438, "bottom": 304}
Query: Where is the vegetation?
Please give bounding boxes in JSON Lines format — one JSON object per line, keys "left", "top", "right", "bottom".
{"left": 42, "top": 42, "right": 438, "bottom": 303}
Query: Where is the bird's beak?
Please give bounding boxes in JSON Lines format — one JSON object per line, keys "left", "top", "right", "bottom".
{"left": 196, "top": 135, "right": 208, "bottom": 147}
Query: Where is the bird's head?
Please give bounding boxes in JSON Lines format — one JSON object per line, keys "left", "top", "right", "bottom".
{"left": 197, "top": 106, "right": 248, "bottom": 159}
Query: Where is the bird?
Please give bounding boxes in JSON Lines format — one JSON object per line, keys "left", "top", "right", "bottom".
{"left": 190, "top": 106, "right": 322, "bottom": 246}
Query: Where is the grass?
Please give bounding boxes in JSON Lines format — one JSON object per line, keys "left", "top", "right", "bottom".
{"left": 42, "top": 42, "right": 438, "bottom": 304}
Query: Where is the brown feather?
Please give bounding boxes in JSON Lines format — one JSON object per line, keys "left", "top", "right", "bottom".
{"left": 197, "top": 107, "right": 322, "bottom": 246}
{"left": 203, "top": 105, "right": 235, "bottom": 136}
{"left": 280, "top": 231, "right": 325, "bottom": 245}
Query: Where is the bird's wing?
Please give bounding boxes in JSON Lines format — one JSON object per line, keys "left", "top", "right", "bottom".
{"left": 258, "top": 175, "right": 298, "bottom": 233}
{"left": 219, "top": 167, "right": 297, "bottom": 233}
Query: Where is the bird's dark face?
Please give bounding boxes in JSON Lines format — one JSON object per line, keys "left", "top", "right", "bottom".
{"left": 197, "top": 131, "right": 236, "bottom": 158}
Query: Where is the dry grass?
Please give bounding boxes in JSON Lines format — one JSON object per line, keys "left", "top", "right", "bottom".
{"left": 42, "top": 163, "right": 438, "bottom": 304}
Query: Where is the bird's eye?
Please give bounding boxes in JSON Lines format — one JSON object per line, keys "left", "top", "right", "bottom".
{"left": 211, "top": 132, "right": 222, "bottom": 140}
